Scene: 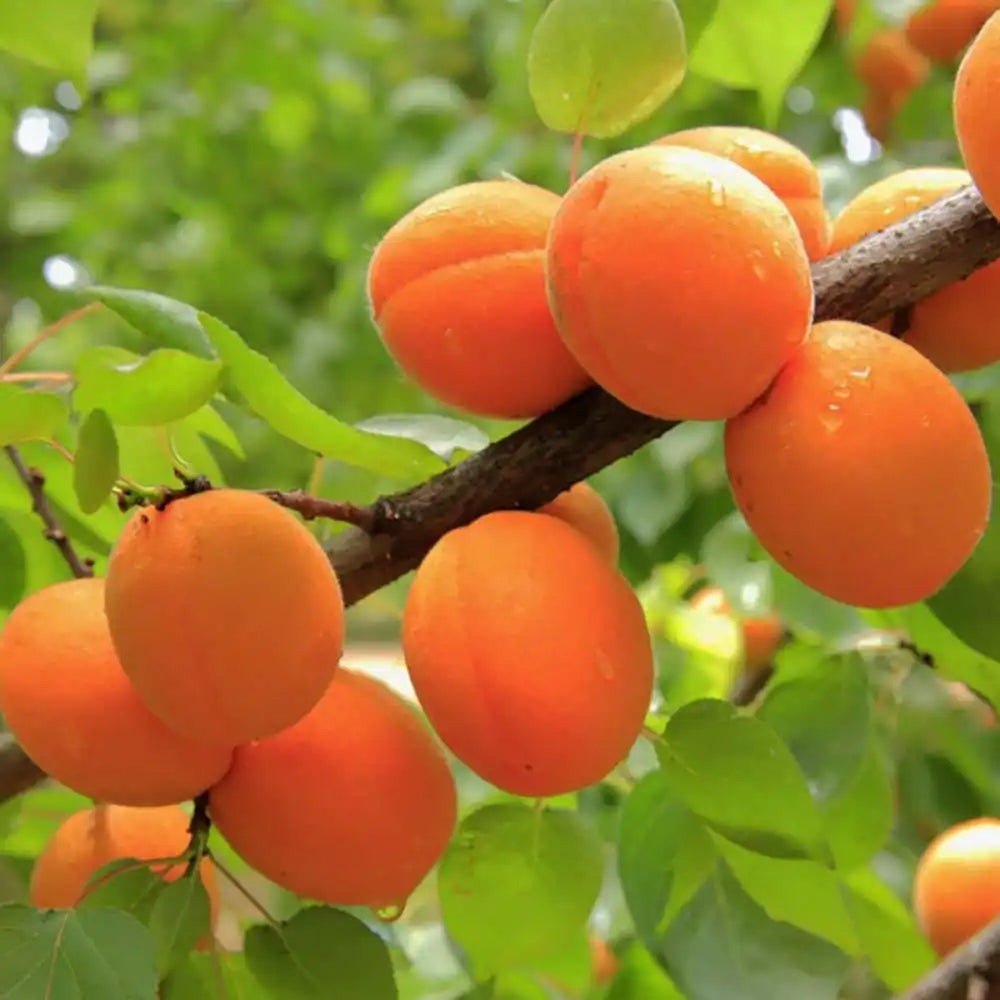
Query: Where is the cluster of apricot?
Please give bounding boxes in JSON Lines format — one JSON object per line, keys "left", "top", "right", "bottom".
{"left": 0, "top": 482, "right": 656, "bottom": 928}
{"left": 836, "top": 0, "right": 999, "bottom": 142}
{"left": 368, "top": 11, "right": 1000, "bottom": 611}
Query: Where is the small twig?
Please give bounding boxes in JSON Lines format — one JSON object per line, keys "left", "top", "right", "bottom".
{"left": 0, "top": 302, "right": 101, "bottom": 377}
{"left": 731, "top": 664, "right": 775, "bottom": 707}
{"left": 184, "top": 792, "right": 212, "bottom": 877}
{"left": 0, "top": 371, "right": 72, "bottom": 384}
{"left": 897, "top": 914, "right": 1000, "bottom": 1000}
{"left": 208, "top": 852, "right": 283, "bottom": 930}
{"left": 5, "top": 445, "right": 94, "bottom": 579}
{"left": 259, "top": 489, "right": 377, "bottom": 532}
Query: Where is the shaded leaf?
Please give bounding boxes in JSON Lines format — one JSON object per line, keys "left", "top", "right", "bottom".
{"left": 244, "top": 905, "right": 397, "bottom": 999}
{"left": 73, "top": 346, "right": 223, "bottom": 426}
{"left": 0, "top": 384, "right": 68, "bottom": 447}
{"left": 356, "top": 412, "right": 489, "bottom": 463}
{"left": 148, "top": 875, "right": 212, "bottom": 976}
{"left": 0, "top": 515, "right": 26, "bottom": 609}
{"left": 78, "top": 866, "right": 166, "bottom": 924}
{"left": 438, "top": 802, "right": 604, "bottom": 977}
{"left": 161, "top": 952, "right": 268, "bottom": 1000}
{"left": 73, "top": 408, "right": 119, "bottom": 514}
{"left": 0, "top": 903, "right": 157, "bottom": 999}
{"left": 527, "top": 0, "right": 687, "bottom": 139}
{"left": 0, "top": 0, "right": 97, "bottom": 84}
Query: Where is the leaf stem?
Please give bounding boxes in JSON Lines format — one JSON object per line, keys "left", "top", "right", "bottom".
{"left": 0, "top": 302, "right": 101, "bottom": 377}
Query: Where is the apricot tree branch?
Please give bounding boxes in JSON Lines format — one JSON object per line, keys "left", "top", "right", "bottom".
{"left": 328, "top": 185, "right": 1000, "bottom": 606}
{"left": 257, "top": 489, "right": 376, "bottom": 531}
{"left": 897, "top": 914, "right": 1000, "bottom": 1000}
{"left": 1, "top": 185, "right": 999, "bottom": 807}
{"left": 5, "top": 445, "right": 94, "bottom": 580}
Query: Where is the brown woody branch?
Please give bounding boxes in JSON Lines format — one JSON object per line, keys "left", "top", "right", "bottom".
{"left": 897, "top": 915, "right": 1000, "bottom": 1000}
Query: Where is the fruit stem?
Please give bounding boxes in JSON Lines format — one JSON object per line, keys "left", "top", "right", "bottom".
{"left": 210, "top": 853, "right": 284, "bottom": 930}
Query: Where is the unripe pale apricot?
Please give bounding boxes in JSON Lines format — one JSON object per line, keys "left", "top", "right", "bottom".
{"left": 689, "top": 586, "right": 783, "bottom": 673}
{"left": 830, "top": 168, "right": 1000, "bottom": 373}
{"left": 209, "top": 668, "right": 456, "bottom": 909}
{"left": 651, "top": 126, "right": 831, "bottom": 259}
{"left": 366, "top": 180, "right": 591, "bottom": 419}
{"left": 105, "top": 489, "right": 345, "bottom": 747}
{"left": 914, "top": 818, "right": 1000, "bottom": 956}
{"left": 539, "top": 481, "right": 619, "bottom": 564}
{"left": 955, "top": 11, "right": 1000, "bottom": 222}
{"left": 402, "top": 511, "right": 653, "bottom": 796}
{"left": 30, "top": 804, "right": 219, "bottom": 926}
{"left": 545, "top": 145, "right": 814, "bottom": 422}
{"left": 906, "top": 0, "right": 998, "bottom": 63}
{"left": 725, "top": 321, "right": 991, "bottom": 609}
{"left": 0, "top": 578, "right": 231, "bottom": 806}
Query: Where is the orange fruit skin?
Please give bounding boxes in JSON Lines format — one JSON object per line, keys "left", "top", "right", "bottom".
{"left": 208, "top": 668, "right": 456, "bottom": 909}
{"left": 0, "top": 579, "right": 231, "bottom": 807}
{"left": 955, "top": 11, "right": 1000, "bottom": 222}
{"left": 689, "top": 586, "right": 783, "bottom": 673}
{"left": 402, "top": 511, "right": 654, "bottom": 797}
{"left": 834, "top": 0, "right": 855, "bottom": 34}
{"left": 366, "top": 180, "right": 591, "bottom": 419}
{"left": 855, "top": 29, "right": 931, "bottom": 97}
{"left": 545, "top": 145, "right": 814, "bottom": 422}
{"left": 830, "top": 167, "right": 1000, "bottom": 373}
{"left": 651, "top": 126, "right": 832, "bottom": 260}
{"left": 914, "top": 818, "right": 1000, "bottom": 956}
{"left": 104, "top": 489, "right": 345, "bottom": 748}
{"left": 906, "top": 0, "right": 999, "bottom": 63}
{"left": 29, "top": 804, "right": 219, "bottom": 927}
{"left": 590, "top": 935, "right": 620, "bottom": 985}
{"left": 724, "top": 320, "right": 992, "bottom": 609}
{"left": 539, "top": 481, "right": 620, "bottom": 565}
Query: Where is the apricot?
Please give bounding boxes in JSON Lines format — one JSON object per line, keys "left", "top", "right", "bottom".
{"left": 208, "top": 668, "right": 456, "bottom": 909}
{"left": 104, "top": 489, "right": 344, "bottom": 748}
{"left": 545, "top": 146, "right": 814, "bottom": 422}
{"left": 0, "top": 578, "right": 231, "bottom": 806}
{"left": 366, "top": 180, "right": 591, "bottom": 419}
{"left": 402, "top": 511, "right": 654, "bottom": 796}
{"left": 854, "top": 29, "right": 930, "bottom": 99}
{"left": 539, "top": 481, "right": 619, "bottom": 564}
{"left": 689, "top": 585, "right": 784, "bottom": 673}
{"left": 590, "top": 935, "right": 620, "bottom": 986}
{"left": 955, "top": 11, "right": 1000, "bottom": 222}
{"left": 830, "top": 167, "right": 1000, "bottom": 373}
{"left": 724, "top": 320, "right": 992, "bottom": 609}
{"left": 905, "top": 0, "right": 998, "bottom": 63}
{"left": 651, "top": 126, "right": 831, "bottom": 259}
{"left": 913, "top": 817, "right": 1000, "bottom": 956}
{"left": 834, "top": 0, "right": 854, "bottom": 34}
{"left": 30, "top": 804, "right": 218, "bottom": 926}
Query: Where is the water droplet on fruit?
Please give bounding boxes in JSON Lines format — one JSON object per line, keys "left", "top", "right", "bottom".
{"left": 752, "top": 262, "right": 767, "bottom": 281}
{"left": 849, "top": 365, "right": 872, "bottom": 382}
{"left": 375, "top": 902, "right": 406, "bottom": 923}
{"left": 832, "top": 382, "right": 851, "bottom": 400}
{"left": 596, "top": 652, "right": 616, "bottom": 680}
{"left": 708, "top": 178, "right": 725, "bottom": 206}
{"left": 820, "top": 405, "right": 843, "bottom": 432}
{"left": 772, "top": 240, "right": 784, "bottom": 258}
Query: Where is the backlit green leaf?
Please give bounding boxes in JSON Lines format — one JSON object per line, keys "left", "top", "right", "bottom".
{"left": 73, "top": 408, "right": 119, "bottom": 515}
{"left": 0, "top": 384, "right": 68, "bottom": 447}
{"left": 0, "top": 0, "right": 97, "bottom": 85}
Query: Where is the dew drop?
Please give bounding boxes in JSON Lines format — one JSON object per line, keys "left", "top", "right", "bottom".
{"left": 849, "top": 365, "right": 872, "bottom": 382}
{"left": 708, "top": 178, "right": 726, "bottom": 206}
{"left": 596, "top": 652, "right": 616, "bottom": 680}
{"left": 832, "top": 383, "right": 851, "bottom": 400}
{"left": 820, "top": 404, "right": 843, "bottom": 432}
{"left": 375, "top": 901, "right": 406, "bottom": 923}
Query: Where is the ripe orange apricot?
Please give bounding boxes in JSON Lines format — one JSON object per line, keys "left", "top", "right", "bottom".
{"left": 105, "top": 489, "right": 344, "bottom": 748}
{"left": 209, "top": 668, "right": 456, "bottom": 909}
{"left": 0, "top": 578, "right": 231, "bottom": 807}
{"left": 689, "top": 586, "right": 784, "bottom": 673}
{"left": 651, "top": 126, "right": 831, "bottom": 259}
{"left": 539, "top": 481, "right": 620, "bottom": 564}
{"left": 545, "top": 146, "right": 814, "bottom": 422}
{"left": 905, "top": 0, "right": 998, "bottom": 63}
{"left": 834, "top": 0, "right": 855, "bottom": 34}
{"left": 830, "top": 167, "right": 1000, "bottom": 372}
{"left": 590, "top": 935, "right": 620, "bottom": 986}
{"left": 855, "top": 29, "right": 930, "bottom": 98}
{"left": 366, "top": 180, "right": 591, "bottom": 419}
{"left": 724, "top": 320, "right": 992, "bottom": 609}
{"left": 913, "top": 817, "right": 1000, "bottom": 956}
{"left": 30, "top": 804, "right": 219, "bottom": 926}
{"left": 955, "top": 11, "right": 1000, "bottom": 222}
{"left": 402, "top": 511, "right": 654, "bottom": 796}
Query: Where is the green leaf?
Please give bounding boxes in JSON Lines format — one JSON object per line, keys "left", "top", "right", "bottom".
{"left": 162, "top": 952, "right": 268, "bottom": 1000}
{"left": 842, "top": 868, "right": 936, "bottom": 991}
{"left": 617, "top": 771, "right": 715, "bottom": 941}
{"left": 700, "top": 511, "right": 773, "bottom": 617}
{"left": 84, "top": 286, "right": 215, "bottom": 358}
{"left": 78, "top": 866, "right": 166, "bottom": 923}
{"left": 657, "top": 863, "right": 850, "bottom": 1000}
{"left": 527, "top": 0, "right": 687, "bottom": 139}
{"left": 148, "top": 875, "right": 212, "bottom": 976}
{"left": 0, "top": 0, "right": 97, "bottom": 85}
{"left": 757, "top": 653, "right": 871, "bottom": 805}
{"left": 711, "top": 836, "right": 860, "bottom": 954}
{"left": 355, "top": 413, "right": 490, "bottom": 463}
{"left": 0, "top": 384, "right": 68, "bottom": 447}
{"left": 199, "top": 313, "right": 445, "bottom": 480}
{"left": 607, "top": 942, "right": 686, "bottom": 1000}
{"left": 244, "top": 905, "right": 397, "bottom": 999}
{"left": 690, "top": 0, "right": 834, "bottom": 123}
{"left": 771, "top": 562, "right": 868, "bottom": 644}
{"left": 659, "top": 699, "right": 828, "bottom": 861}
{"left": 438, "top": 802, "right": 604, "bottom": 977}
{"left": 0, "top": 515, "right": 26, "bottom": 609}
{"left": 73, "top": 409, "right": 119, "bottom": 515}
{"left": 73, "top": 346, "right": 223, "bottom": 426}
{"left": 0, "top": 903, "right": 158, "bottom": 999}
